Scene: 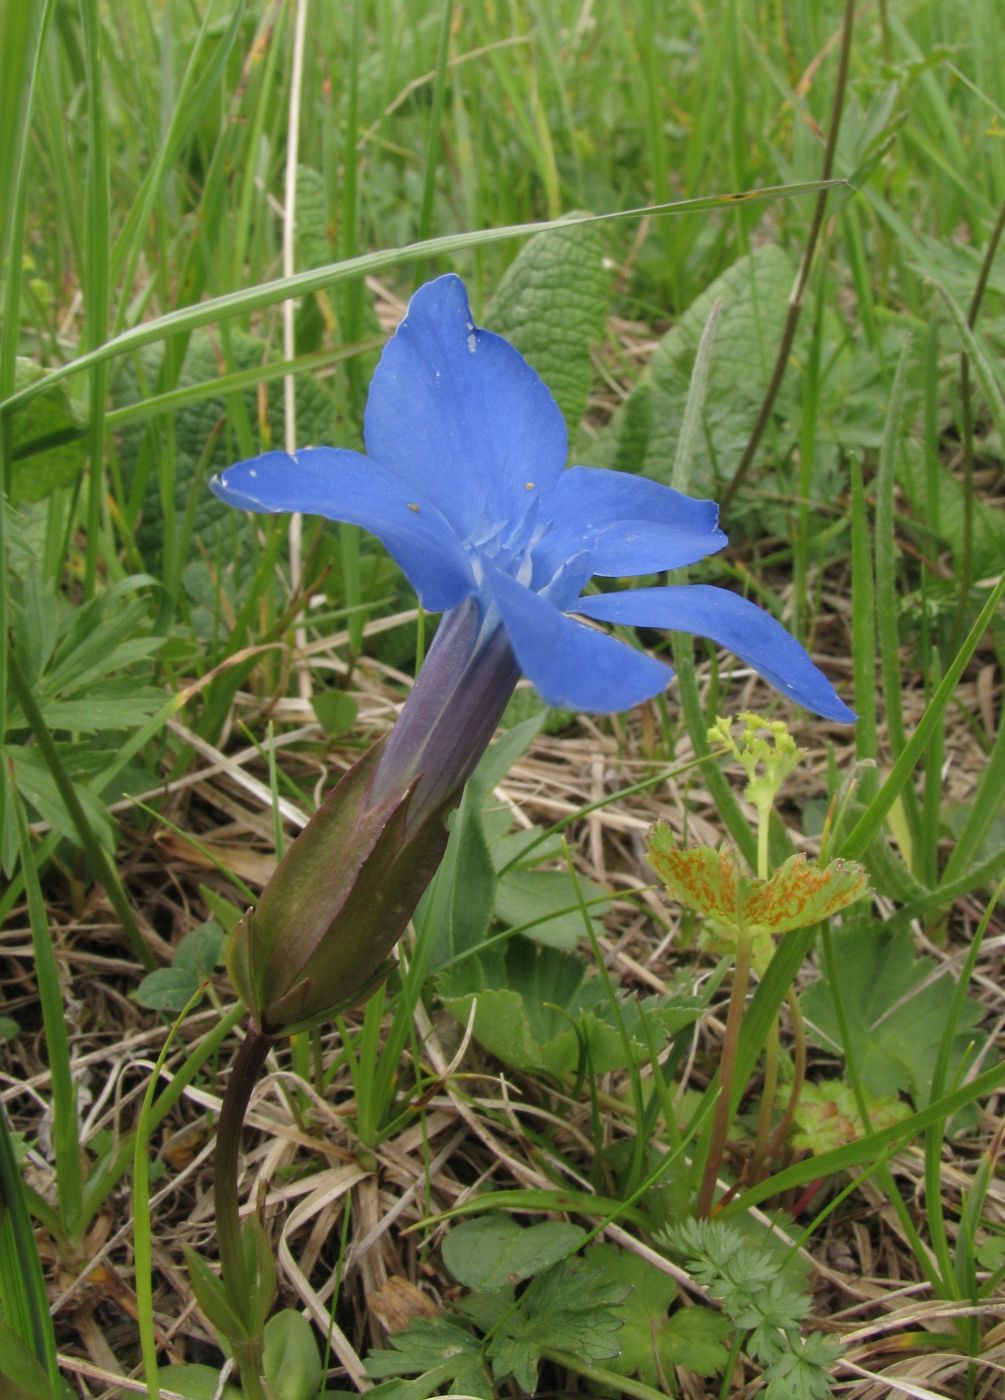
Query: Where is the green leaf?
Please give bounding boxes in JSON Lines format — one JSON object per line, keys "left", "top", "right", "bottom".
{"left": 263, "top": 1310, "right": 323, "bottom": 1400}
{"left": 9, "top": 358, "right": 87, "bottom": 505}
{"left": 590, "top": 246, "right": 793, "bottom": 492}
{"left": 660, "top": 1307, "right": 733, "bottom": 1377}
{"left": 8, "top": 746, "right": 117, "bottom": 853}
{"left": 442, "top": 1217, "right": 585, "bottom": 1292}
{"left": 761, "top": 1332, "right": 842, "bottom": 1400}
{"left": 156, "top": 1364, "right": 243, "bottom": 1400}
{"left": 135, "top": 968, "right": 207, "bottom": 1013}
{"left": 441, "top": 937, "right": 706, "bottom": 1076}
{"left": 0, "top": 1319, "right": 59, "bottom": 1400}
{"left": 581, "top": 1244, "right": 675, "bottom": 1382}
{"left": 801, "top": 922, "right": 986, "bottom": 1110}
{"left": 581, "top": 1243, "right": 731, "bottom": 1381}
{"left": 135, "top": 921, "right": 225, "bottom": 1011}
{"left": 417, "top": 782, "right": 497, "bottom": 970}
{"left": 181, "top": 1246, "right": 250, "bottom": 1342}
{"left": 173, "top": 921, "right": 226, "bottom": 979}
{"left": 243, "top": 1215, "right": 277, "bottom": 1332}
{"left": 487, "top": 1259, "right": 627, "bottom": 1394}
{"left": 487, "top": 219, "right": 611, "bottom": 431}
{"left": 494, "top": 867, "right": 610, "bottom": 949}
{"left": 364, "top": 1316, "right": 492, "bottom": 1399}
{"left": 312, "top": 690, "right": 359, "bottom": 738}
{"left": 899, "top": 437, "right": 1005, "bottom": 581}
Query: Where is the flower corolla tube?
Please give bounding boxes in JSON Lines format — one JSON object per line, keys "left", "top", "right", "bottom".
{"left": 211, "top": 274, "right": 854, "bottom": 1036}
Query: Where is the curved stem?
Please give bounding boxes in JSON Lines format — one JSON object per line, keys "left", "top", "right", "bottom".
{"left": 698, "top": 928, "right": 753, "bottom": 1217}
{"left": 214, "top": 1021, "right": 273, "bottom": 1394}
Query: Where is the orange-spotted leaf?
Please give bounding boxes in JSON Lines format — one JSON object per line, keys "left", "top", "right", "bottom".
{"left": 648, "top": 825, "right": 867, "bottom": 936}
{"left": 647, "top": 836, "right": 745, "bottom": 927}
{"left": 743, "top": 853, "right": 869, "bottom": 934}
{"left": 791, "top": 1078, "right": 909, "bottom": 1155}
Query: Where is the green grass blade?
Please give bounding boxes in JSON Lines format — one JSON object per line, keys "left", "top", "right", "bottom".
{"left": 874, "top": 338, "right": 924, "bottom": 851}
{"left": 0, "top": 181, "right": 846, "bottom": 419}
{"left": 841, "top": 571, "right": 1005, "bottom": 862}
{"left": 12, "top": 788, "right": 83, "bottom": 1241}
{"left": 133, "top": 986, "right": 211, "bottom": 1400}
{"left": 0, "top": 1105, "right": 60, "bottom": 1394}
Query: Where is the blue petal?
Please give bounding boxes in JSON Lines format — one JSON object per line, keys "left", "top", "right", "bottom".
{"left": 536, "top": 467, "right": 726, "bottom": 579}
{"left": 484, "top": 562, "right": 672, "bottom": 712}
{"left": 364, "top": 275, "right": 568, "bottom": 539}
{"left": 211, "top": 447, "right": 475, "bottom": 613}
{"left": 574, "top": 585, "right": 856, "bottom": 722}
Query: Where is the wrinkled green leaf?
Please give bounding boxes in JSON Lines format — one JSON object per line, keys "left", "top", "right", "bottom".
{"left": 112, "top": 328, "right": 338, "bottom": 561}
{"left": 487, "top": 219, "right": 611, "bottom": 431}
{"left": 589, "top": 247, "right": 793, "bottom": 493}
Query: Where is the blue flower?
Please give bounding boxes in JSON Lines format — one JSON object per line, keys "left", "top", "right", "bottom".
{"left": 211, "top": 273, "right": 854, "bottom": 724}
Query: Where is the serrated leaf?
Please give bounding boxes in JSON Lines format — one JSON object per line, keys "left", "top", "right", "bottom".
{"left": 649, "top": 829, "right": 868, "bottom": 937}
{"left": 487, "top": 219, "right": 611, "bottom": 431}
{"left": 8, "top": 746, "right": 117, "bottom": 854}
{"left": 761, "top": 1332, "right": 842, "bottom": 1400}
{"left": 442, "top": 1217, "right": 585, "bottom": 1292}
{"left": 487, "top": 1259, "right": 627, "bottom": 1394}
{"left": 364, "top": 1316, "right": 492, "bottom": 1399}
{"left": 262, "top": 1310, "right": 323, "bottom": 1400}
{"left": 802, "top": 922, "right": 986, "bottom": 1110}
{"left": 581, "top": 1244, "right": 677, "bottom": 1383}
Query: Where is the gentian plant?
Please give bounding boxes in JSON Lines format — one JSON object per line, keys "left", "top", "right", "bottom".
{"left": 211, "top": 273, "right": 853, "bottom": 1034}
{"left": 205, "top": 274, "right": 854, "bottom": 1396}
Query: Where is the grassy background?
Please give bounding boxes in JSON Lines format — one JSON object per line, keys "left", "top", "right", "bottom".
{"left": 2, "top": 2, "right": 1004, "bottom": 1397}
